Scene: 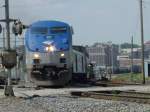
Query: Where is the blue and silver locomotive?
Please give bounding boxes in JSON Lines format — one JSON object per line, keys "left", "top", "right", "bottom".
{"left": 25, "top": 20, "right": 73, "bottom": 86}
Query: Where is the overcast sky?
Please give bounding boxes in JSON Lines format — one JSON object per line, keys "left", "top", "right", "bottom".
{"left": 0, "top": 0, "right": 150, "bottom": 45}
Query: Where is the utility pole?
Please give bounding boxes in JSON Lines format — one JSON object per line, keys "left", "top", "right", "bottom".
{"left": 139, "top": 0, "right": 145, "bottom": 84}
{"left": 2, "top": 27, "right": 5, "bottom": 49}
{"left": 131, "top": 36, "right": 134, "bottom": 82}
{"left": 0, "top": 0, "right": 24, "bottom": 96}
{"left": 0, "top": 0, "right": 17, "bottom": 96}
{"left": 5, "top": 0, "right": 11, "bottom": 50}
{"left": 111, "top": 44, "right": 114, "bottom": 75}
{"left": 131, "top": 36, "right": 133, "bottom": 74}
{"left": 4, "top": 0, "right": 14, "bottom": 96}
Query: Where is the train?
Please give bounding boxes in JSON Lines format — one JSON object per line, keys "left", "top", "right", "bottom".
{"left": 25, "top": 20, "right": 89, "bottom": 86}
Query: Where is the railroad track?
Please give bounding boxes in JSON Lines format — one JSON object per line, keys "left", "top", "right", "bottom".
{"left": 93, "top": 81, "right": 141, "bottom": 87}
{"left": 71, "top": 90, "right": 150, "bottom": 104}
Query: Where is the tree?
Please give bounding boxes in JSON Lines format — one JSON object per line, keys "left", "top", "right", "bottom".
{"left": 120, "top": 43, "right": 140, "bottom": 49}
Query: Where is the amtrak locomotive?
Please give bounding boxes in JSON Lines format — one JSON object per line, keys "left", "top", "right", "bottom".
{"left": 25, "top": 20, "right": 88, "bottom": 86}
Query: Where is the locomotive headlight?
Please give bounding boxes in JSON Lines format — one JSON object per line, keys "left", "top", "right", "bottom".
{"left": 49, "top": 46, "right": 54, "bottom": 52}
{"left": 45, "top": 47, "right": 49, "bottom": 51}
{"left": 45, "top": 46, "right": 55, "bottom": 52}
{"left": 60, "top": 53, "right": 65, "bottom": 57}
{"left": 33, "top": 53, "right": 40, "bottom": 59}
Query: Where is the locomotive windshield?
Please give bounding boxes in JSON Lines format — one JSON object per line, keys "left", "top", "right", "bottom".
{"left": 51, "top": 27, "right": 67, "bottom": 34}
{"left": 31, "top": 27, "right": 48, "bottom": 34}
{"left": 25, "top": 21, "right": 71, "bottom": 52}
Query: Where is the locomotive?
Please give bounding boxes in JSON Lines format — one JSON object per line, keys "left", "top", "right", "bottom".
{"left": 25, "top": 20, "right": 88, "bottom": 86}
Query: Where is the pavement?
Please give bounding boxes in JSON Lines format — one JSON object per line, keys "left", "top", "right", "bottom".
{"left": 0, "top": 83, "right": 150, "bottom": 98}
{"left": 11, "top": 84, "right": 150, "bottom": 97}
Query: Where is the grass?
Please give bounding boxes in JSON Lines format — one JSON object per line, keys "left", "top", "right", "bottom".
{"left": 112, "top": 73, "right": 147, "bottom": 83}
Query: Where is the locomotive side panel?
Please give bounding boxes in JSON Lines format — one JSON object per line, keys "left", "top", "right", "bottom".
{"left": 72, "top": 50, "right": 86, "bottom": 73}
{"left": 72, "top": 49, "right": 89, "bottom": 83}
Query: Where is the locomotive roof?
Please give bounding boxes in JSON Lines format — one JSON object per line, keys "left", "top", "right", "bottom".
{"left": 30, "top": 20, "right": 70, "bottom": 27}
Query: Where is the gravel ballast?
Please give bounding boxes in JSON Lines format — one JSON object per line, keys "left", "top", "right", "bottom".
{"left": 0, "top": 95, "right": 150, "bottom": 112}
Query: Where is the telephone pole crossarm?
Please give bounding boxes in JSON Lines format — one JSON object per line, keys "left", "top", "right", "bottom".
{"left": 0, "top": 19, "right": 17, "bottom": 22}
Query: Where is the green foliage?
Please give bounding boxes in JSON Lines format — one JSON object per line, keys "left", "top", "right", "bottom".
{"left": 111, "top": 90, "right": 121, "bottom": 95}
{"left": 112, "top": 73, "right": 143, "bottom": 83}
{"left": 120, "top": 43, "right": 140, "bottom": 49}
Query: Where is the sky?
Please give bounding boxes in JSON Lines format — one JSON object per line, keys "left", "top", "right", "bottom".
{"left": 0, "top": 0, "right": 150, "bottom": 46}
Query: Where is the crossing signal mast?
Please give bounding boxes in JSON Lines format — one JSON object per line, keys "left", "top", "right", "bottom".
{"left": 0, "top": 0, "right": 17, "bottom": 96}
{"left": 0, "top": 0, "right": 26, "bottom": 96}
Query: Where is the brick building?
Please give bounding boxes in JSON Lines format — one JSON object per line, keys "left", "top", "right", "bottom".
{"left": 86, "top": 43, "right": 119, "bottom": 71}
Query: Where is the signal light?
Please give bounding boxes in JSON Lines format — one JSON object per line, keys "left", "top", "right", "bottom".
{"left": 12, "top": 20, "right": 27, "bottom": 36}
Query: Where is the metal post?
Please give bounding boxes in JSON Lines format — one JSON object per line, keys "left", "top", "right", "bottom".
{"left": 131, "top": 36, "right": 133, "bottom": 73}
{"left": 131, "top": 36, "right": 134, "bottom": 81}
{"left": 2, "top": 27, "right": 5, "bottom": 49}
{"left": 5, "top": 0, "right": 10, "bottom": 50}
{"left": 139, "top": 0, "right": 145, "bottom": 84}
{"left": 5, "top": 0, "right": 11, "bottom": 86}
{"left": 111, "top": 45, "right": 114, "bottom": 75}
{"left": 15, "top": 36, "right": 16, "bottom": 48}
{"left": 4, "top": 0, "right": 14, "bottom": 96}
{"left": 15, "top": 36, "right": 19, "bottom": 83}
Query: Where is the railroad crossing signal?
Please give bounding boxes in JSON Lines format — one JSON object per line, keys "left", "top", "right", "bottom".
{"left": 12, "top": 20, "right": 25, "bottom": 36}
{"left": 1, "top": 50, "right": 17, "bottom": 69}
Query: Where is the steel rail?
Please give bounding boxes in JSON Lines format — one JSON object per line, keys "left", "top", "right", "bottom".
{"left": 71, "top": 91, "right": 150, "bottom": 104}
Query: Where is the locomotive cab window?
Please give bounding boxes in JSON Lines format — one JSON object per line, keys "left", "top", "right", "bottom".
{"left": 51, "top": 27, "right": 67, "bottom": 34}
{"left": 31, "top": 27, "right": 48, "bottom": 34}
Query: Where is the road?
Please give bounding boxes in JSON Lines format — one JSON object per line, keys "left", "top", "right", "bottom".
{"left": 0, "top": 84, "right": 147, "bottom": 98}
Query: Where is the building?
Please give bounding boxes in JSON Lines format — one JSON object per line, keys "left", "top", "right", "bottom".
{"left": 144, "top": 60, "right": 150, "bottom": 77}
{"left": 144, "top": 41, "right": 150, "bottom": 59}
{"left": 118, "top": 47, "right": 141, "bottom": 73}
{"left": 144, "top": 41, "right": 150, "bottom": 77}
{"left": 117, "top": 55, "right": 141, "bottom": 72}
{"left": 118, "top": 41, "right": 150, "bottom": 73}
{"left": 86, "top": 42, "right": 119, "bottom": 72}
{"left": 120, "top": 48, "right": 141, "bottom": 59}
